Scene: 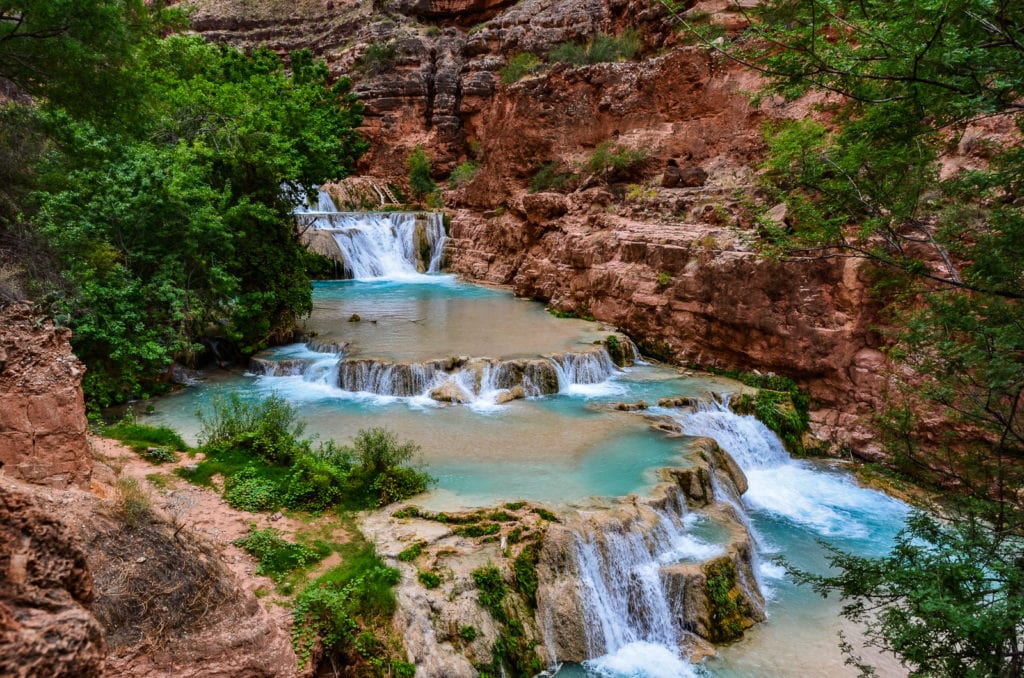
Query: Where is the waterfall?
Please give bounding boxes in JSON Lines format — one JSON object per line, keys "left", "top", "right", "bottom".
{"left": 550, "top": 348, "right": 620, "bottom": 396}
{"left": 568, "top": 496, "right": 722, "bottom": 677}
{"left": 673, "top": 399, "right": 908, "bottom": 542}
{"left": 337, "top": 359, "right": 441, "bottom": 396}
{"left": 295, "top": 189, "right": 446, "bottom": 280}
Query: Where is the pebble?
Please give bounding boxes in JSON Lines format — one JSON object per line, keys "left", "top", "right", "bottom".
{"left": 270, "top": 512, "right": 283, "bottom": 521}
{"left": 136, "top": 556, "right": 146, "bottom": 563}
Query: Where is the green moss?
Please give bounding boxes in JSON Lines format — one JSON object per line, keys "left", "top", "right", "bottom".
{"left": 417, "top": 570, "right": 441, "bottom": 588}
{"left": 397, "top": 542, "right": 424, "bottom": 562}
{"left": 704, "top": 559, "right": 748, "bottom": 643}
{"left": 459, "top": 625, "right": 478, "bottom": 642}
{"left": 512, "top": 544, "right": 540, "bottom": 607}
{"left": 532, "top": 507, "right": 559, "bottom": 522}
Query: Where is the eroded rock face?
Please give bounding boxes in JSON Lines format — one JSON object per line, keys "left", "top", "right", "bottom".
{"left": 0, "top": 486, "right": 105, "bottom": 678}
{"left": 0, "top": 303, "right": 91, "bottom": 489}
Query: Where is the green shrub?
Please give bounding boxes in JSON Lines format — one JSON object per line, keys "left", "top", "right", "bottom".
{"left": 397, "top": 542, "right": 424, "bottom": 562}
{"left": 417, "top": 570, "right": 441, "bottom": 588}
{"left": 459, "top": 625, "right": 478, "bottom": 642}
{"left": 407, "top": 146, "right": 437, "bottom": 200}
{"left": 656, "top": 270, "right": 672, "bottom": 287}
{"left": 235, "top": 526, "right": 328, "bottom": 580}
{"left": 140, "top": 445, "right": 177, "bottom": 463}
{"left": 348, "top": 428, "right": 433, "bottom": 507}
{"left": 500, "top": 52, "right": 542, "bottom": 84}
{"left": 585, "top": 141, "right": 647, "bottom": 179}
{"left": 529, "top": 161, "right": 574, "bottom": 193}
{"left": 284, "top": 442, "right": 353, "bottom": 511}
{"left": 448, "top": 161, "right": 479, "bottom": 188}
{"left": 471, "top": 565, "right": 507, "bottom": 621}
{"left": 549, "top": 30, "right": 641, "bottom": 66}
{"left": 224, "top": 465, "right": 282, "bottom": 512}
{"left": 362, "top": 41, "right": 398, "bottom": 76}
{"left": 198, "top": 393, "right": 305, "bottom": 464}
{"left": 532, "top": 507, "right": 559, "bottom": 522}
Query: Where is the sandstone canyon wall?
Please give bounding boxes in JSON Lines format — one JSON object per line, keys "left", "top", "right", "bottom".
{"left": 181, "top": 0, "right": 888, "bottom": 455}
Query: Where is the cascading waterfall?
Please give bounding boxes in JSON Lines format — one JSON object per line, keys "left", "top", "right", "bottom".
{"left": 569, "top": 492, "right": 723, "bottom": 677}
{"left": 551, "top": 349, "right": 619, "bottom": 390}
{"left": 295, "top": 189, "right": 446, "bottom": 279}
{"left": 337, "top": 360, "right": 441, "bottom": 397}
{"left": 673, "top": 399, "right": 908, "bottom": 542}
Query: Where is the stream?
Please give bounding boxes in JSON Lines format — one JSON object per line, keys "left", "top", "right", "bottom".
{"left": 143, "top": 205, "right": 910, "bottom": 677}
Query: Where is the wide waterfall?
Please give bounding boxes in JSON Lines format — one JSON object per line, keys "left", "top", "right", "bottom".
{"left": 673, "top": 401, "right": 907, "bottom": 540}
{"left": 295, "top": 189, "right": 446, "bottom": 279}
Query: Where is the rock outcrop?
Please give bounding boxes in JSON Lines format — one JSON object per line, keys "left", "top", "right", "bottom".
{"left": 0, "top": 303, "right": 91, "bottom": 489}
{"left": 0, "top": 486, "right": 106, "bottom": 678}
{"left": 182, "top": 0, "right": 888, "bottom": 455}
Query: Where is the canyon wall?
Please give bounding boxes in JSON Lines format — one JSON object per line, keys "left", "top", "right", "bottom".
{"left": 183, "top": 0, "right": 887, "bottom": 455}
{"left": 0, "top": 303, "right": 92, "bottom": 488}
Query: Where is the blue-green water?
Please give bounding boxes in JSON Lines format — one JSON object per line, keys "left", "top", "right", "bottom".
{"left": 143, "top": 276, "right": 909, "bottom": 677}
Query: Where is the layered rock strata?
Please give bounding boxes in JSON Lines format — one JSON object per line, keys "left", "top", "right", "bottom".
{"left": 0, "top": 303, "right": 91, "bottom": 489}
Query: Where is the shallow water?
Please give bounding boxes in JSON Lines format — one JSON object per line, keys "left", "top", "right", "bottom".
{"left": 144, "top": 275, "right": 910, "bottom": 677}
{"left": 144, "top": 278, "right": 733, "bottom": 508}
{"left": 304, "top": 278, "right": 615, "bottom": 361}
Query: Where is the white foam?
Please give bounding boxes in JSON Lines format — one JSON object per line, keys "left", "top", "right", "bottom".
{"left": 583, "top": 642, "right": 700, "bottom": 678}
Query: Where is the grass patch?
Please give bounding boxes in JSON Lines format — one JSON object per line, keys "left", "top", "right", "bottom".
{"left": 448, "top": 161, "right": 479, "bottom": 188}
{"left": 235, "top": 526, "right": 330, "bottom": 583}
{"left": 417, "top": 570, "right": 441, "bottom": 588}
{"left": 104, "top": 420, "right": 188, "bottom": 451}
{"left": 115, "top": 477, "right": 152, "bottom": 528}
{"left": 397, "top": 542, "right": 424, "bottom": 562}
{"left": 549, "top": 30, "right": 641, "bottom": 66}
{"left": 529, "top": 161, "right": 574, "bottom": 193}
{"left": 500, "top": 52, "right": 543, "bottom": 84}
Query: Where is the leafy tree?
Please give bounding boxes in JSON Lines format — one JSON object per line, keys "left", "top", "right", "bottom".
{"left": 691, "top": 1, "right": 1024, "bottom": 674}
{"left": 406, "top": 145, "right": 436, "bottom": 200}
{"left": 36, "top": 36, "right": 368, "bottom": 403}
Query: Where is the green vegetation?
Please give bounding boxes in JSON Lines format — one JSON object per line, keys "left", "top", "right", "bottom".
{"left": 180, "top": 396, "right": 432, "bottom": 512}
{"left": 0, "top": 4, "right": 368, "bottom": 405}
{"left": 731, "top": 389, "right": 809, "bottom": 455}
{"left": 529, "top": 161, "right": 575, "bottom": 193}
{"left": 585, "top": 141, "right": 647, "bottom": 180}
{"left": 235, "top": 526, "right": 329, "bottom": 583}
{"left": 512, "top": 544, "right": 540, "bottom": 607}
{"left": 656, "top": 271, "right": 671, "bottom": 287}
{"left": 362, "top": 41, "right": 398, "bottom": 75}
{"left": 470, "top": 565, "right": 544, "bottom": 677}
{"left": 104, "top": 420, "right": 188, "bottom": 452}
{"left": 702, "top": 1, "right": 1024, "bottom": 673}
{"left": 417, "top": 570, "right": 441, "bottom": 588}
{"left": 114, "top": 477, "right": 152, "bottom": 528}
{"left": 397, "top": 542, "right": 423, "bottom": 562}
{"left": 704, "top": 560, "right": 747, "bottom": 643}
{"left": 448, "top": 161, "right": 479, "bottom": 188}
{"left": 198, "top": 393, "right": 306, "bottom": 464}
{"left": 459, "top": 625, "right": 478, "bottom": 642}
{"left": 548, "top": 30, "right": 641, "bottom": 66}
{"left": 292, "top": 539, "right": 404, "bottom": 673}
{"left": 499, "top": 52, "right": 543, "bottom": 84}
{"left": 406, "top": 145, "right": 437, "bottom": 200}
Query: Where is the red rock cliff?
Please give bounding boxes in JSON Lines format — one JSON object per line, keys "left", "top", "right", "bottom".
{"left": 0, "top": 303, "right": 91, "bottom": 488}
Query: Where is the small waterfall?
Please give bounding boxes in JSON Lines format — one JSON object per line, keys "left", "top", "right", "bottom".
{"left": 673, "top": 398, "right": 908, "bottom": 542}
{"left": 337, "top": 359, "right": 440, "bottom": 396}
{"left": 567, "top": 495, "right": 725, "bottom": 675}
{"left": 295, "top": 189, "right": 446, "bottom": 279}
{"left": 676, "top": 399, "right": 790, "bottom": 470}
{"left": 550, "top": 348, "right": 619, "bottom": 390}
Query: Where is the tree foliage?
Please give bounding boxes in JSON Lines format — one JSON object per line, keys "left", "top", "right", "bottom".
{"left": 698, "top": 1, "right": 1024, "bottom": 674}
{"left": 4, "top": 11, "right": 368, "bottom": 403}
